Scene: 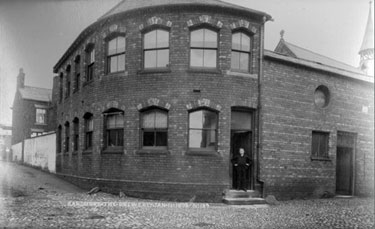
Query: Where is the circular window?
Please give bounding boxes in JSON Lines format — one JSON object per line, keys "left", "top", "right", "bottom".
{"left": 314, "top": 85, "right": 330, "bottom": 108}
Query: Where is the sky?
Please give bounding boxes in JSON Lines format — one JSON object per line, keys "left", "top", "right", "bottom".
{"left": 0, "top": 0, "right": 373, "bottom": 126}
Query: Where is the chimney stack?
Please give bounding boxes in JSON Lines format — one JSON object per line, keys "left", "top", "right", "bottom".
{"left": 17, "top": 68, "right": 25, "bottom": 89}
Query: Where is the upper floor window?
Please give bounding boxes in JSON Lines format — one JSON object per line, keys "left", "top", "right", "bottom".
{"left": 86, "top": 46, "right": 95, "bottom": 82}
{"left": 104, "top": 109, "right": 124, "bottom": 148}
{"left": 190, "top": 28, "right": 218, "bottom": 68}
{"left": 141, "top": 108, "right": 168, "bottom": 149}
{"left": 65, "top": 65, "right": 71, "bottom": 98}
{"left": 311, "top": 131, "right": 329, "bottom": 159}
{"left": 59, "top": 73, "right": 63, "bottom": 103}
{"left": 57, "top": 125, "right": 62, "bottom": 153}
{"left": 73, "top": 118, "right": 79, "bottom": 151}
{"left": 74, "top": 55, "right": 80, "bottom": 92}
{"left": 64, "top": 122, "right": 70, "bottom": 153}
{"left": 231, "top": 32, "right": 251, "bottom": 72}
{"left": 144, "top": 29, "right": 169, "bottom": 69}
{"left": 107, "top": 36, "right": 126, "bottom": 73}
{"left": 84, "top": 113, "right": 93, "bottom": 150}
{"left": 189, "top": 109, "right": 218, "bottom": 150}
{"left": 36, "top": 108, "right": 47, "bottom": 124}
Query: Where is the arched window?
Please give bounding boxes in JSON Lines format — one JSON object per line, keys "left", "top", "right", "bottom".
{"left": 59, "top": 73, "right": 63, "bottom": 103}
{"left": 86, "top": 45, "right": 95, "bottom": 82}
{"left": 141, "top": 108, "right": 168, "bottom": 148}
{"left": 190, "top": 28, "right": 218, "bottom": 68}
{"left": 107, "top": 36, "right": 125, "bottom": 73}
{"left": 189, "top": 109, "right": 218, "bottom": 150}
{"left": 103, "top": 108, "right": 124, "bottom": 147}
{"left": 231, "top": 32, "right": 251, "bottom": 72}
{"left": 143, "top": 29, "right": 169, "bottom": 68}
{"left": 74, "top": 55, "right": 80, "bottom": 92}
{"left": 83, "top": 113, "right": 93, "bottom": 150}
{"left": 65, "top": 65, "right": 71, "bottom": 98}
{"left": 64, "top": 122, "right": 70, "bottom": 153}
{"left": 73, "top": 118, "right": 79, "bottom": 151}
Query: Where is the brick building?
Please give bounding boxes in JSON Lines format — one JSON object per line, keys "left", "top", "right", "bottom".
{"left": 52, "top": 0, "right": 374, "bottom": 202}
{"left": 12, "top": 69, "right": 54, "bottom": 145}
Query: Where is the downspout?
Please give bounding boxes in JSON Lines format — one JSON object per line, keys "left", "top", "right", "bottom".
{"left": 257, "top": 16, "right": 272, "bottom": 198}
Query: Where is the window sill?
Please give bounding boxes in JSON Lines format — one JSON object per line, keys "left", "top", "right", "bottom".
{"left": 105, "top": 71, "right": 128, "bottom": 77}
{"left": 311, "top": 156, "right": 331, "bottom": 161}
{"left": 82, "top": 150, "right": 93, "bottom": 155}
{"left": 187, "top": 68, "right": 221, "bottom": 74}
{"left": 83, "top": 80, "right": 94, "bottom": 87}
{"left": 138, "top": 68, "right": 171, "bottom": 74}
{"left": 186, "top": 149, "right": 219, "bottom": 156}
{"left": 136, "top": 149, "right": 170, "bottom": 155}
{"left": 34, "top": 123, "right": 47, "bottom": 126}
{"left": 101, "top": 147, "right": 124, "bottom": 154}
{"left": 226, "top": 70, "right": 258, "bottom": 79}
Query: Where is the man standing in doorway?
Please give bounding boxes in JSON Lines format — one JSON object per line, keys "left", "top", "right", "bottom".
{"left": 231, "top": 148, "right": 251, "bottom": 192}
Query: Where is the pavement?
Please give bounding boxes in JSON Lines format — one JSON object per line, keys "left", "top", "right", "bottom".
{"left": 0, "top": 161, "right": 374, "bottom": 228}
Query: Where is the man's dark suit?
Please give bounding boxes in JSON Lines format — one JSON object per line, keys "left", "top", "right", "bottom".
{"left": 231, "top": 154, "right": 251, "bottom": 190}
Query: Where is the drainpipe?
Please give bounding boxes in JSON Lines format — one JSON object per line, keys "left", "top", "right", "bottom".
{"left": 257, "top": 16, "right": 273, "bottom": 198}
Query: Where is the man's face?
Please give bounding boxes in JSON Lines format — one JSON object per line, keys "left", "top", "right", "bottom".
{"left": 239, "top": 148, "right": 244, "bottom": 156}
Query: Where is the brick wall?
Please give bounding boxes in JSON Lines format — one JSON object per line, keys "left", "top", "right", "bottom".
{"left": 12, "top": 92, "right": 54, "bottom": 145}
{"left": 53, "top": 6, "right": 263, "bottom": 201}
{"left": 262, "top": 58, "right": 374, "bottom": 200}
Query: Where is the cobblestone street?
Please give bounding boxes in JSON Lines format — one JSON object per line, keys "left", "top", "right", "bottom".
{"left": 0, "top": 161, "right": 373, "bottom": 228}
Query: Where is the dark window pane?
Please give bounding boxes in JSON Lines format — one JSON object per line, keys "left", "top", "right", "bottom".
{"left": 143, "top": 131, "right": 154, "bottom": 146}
{"left": 156, "top": 131, "right": 167, "bottom": 146}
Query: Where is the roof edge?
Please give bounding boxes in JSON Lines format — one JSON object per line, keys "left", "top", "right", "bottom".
{"left": 54, "top": 3, "right": 271, "bottom": 73}
{"left": 264, "top": 50, "right": 373, "bottom": 83}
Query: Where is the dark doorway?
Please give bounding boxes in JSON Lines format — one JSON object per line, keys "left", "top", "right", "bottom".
{"left": 336, "top": 147, "right": 353, "bottom": 195}
{"left": 230, "top": 131, "right": 252, "bottom": 189}
{"left": 336, "top": 132, "right": 355, "bottom": 195}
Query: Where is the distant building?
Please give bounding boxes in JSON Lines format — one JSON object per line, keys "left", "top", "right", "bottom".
{"left": 358, "top": 2, "right": 374, "bottom": 76}
{"left": 0, "top": 124, "right": 12, "bottom": 161}
{"left": 11, "top": 69, "right": 54, "bottom": 145}
{"left": 52, "top": 0, "right": 373, "bottom": 202}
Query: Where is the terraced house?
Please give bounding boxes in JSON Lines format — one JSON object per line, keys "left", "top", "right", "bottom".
{"left": 52, "top": 0, "right": 374, "bottom": 202}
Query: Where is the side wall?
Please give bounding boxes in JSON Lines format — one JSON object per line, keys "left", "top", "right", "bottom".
{"left": 262, "top": 58, "right": 374, "bottom": 199}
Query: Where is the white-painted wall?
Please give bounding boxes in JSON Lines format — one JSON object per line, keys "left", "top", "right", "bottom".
{"left": 21, "top": 133, "right": 56, "bottom": 173}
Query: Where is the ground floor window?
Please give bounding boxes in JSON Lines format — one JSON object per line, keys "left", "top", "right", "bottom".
{"left": 141, "top": 108, "right": 168, "bottom": 149}
{"left": 311, "top": 131, "right": 329, "bottom": 159}
{"left": 188, "top": 109, "right": 218, "bottom": 150}
{"left": 104, "top": 109, "right": 124, "bottom": 147}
